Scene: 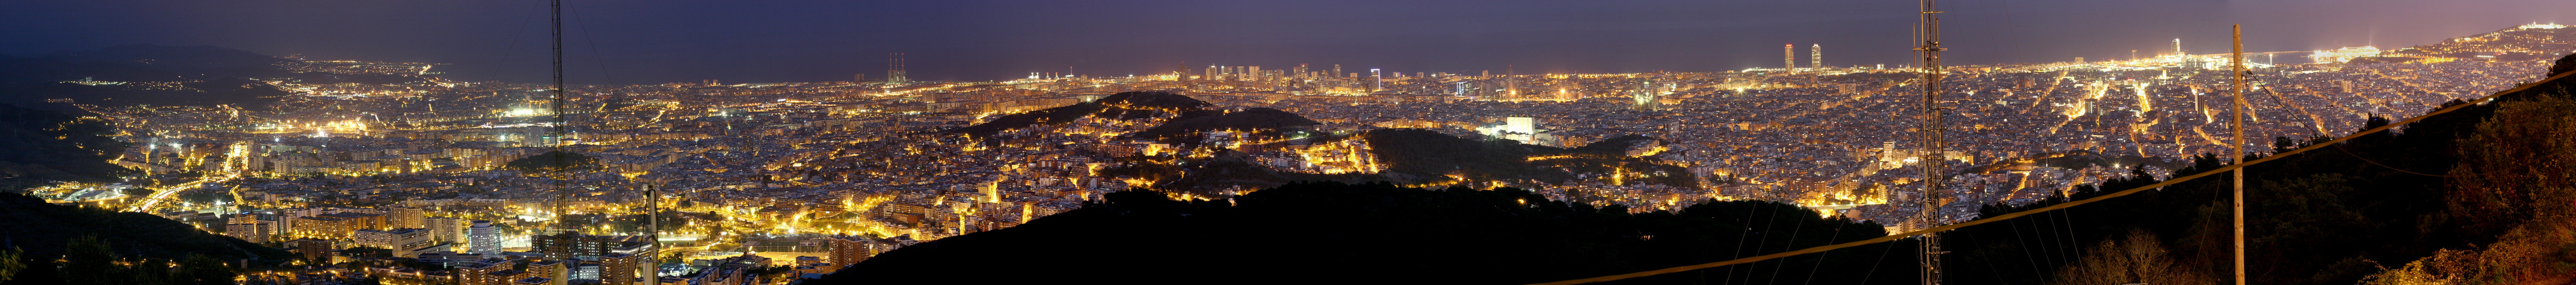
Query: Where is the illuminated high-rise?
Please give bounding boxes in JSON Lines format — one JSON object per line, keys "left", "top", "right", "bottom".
{"left": 1784, "top": 44, "right": 1798, "bottom": 72}
{"left": 1811, "top": 44, "right": 1824, "bottom": 70}
{"left": 1370, "top": 68, "right": 1382, "bottom": 92}
{"left": 469, "top": 219, "right": 499, "bottom": 257}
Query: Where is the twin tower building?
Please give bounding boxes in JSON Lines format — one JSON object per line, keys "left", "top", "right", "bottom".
{"left": 1787, "top": 44, "right": 1824, "bottom": 72}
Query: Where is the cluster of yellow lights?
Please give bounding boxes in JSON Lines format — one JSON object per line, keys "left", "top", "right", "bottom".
{"left": 1293, "top": 138, "right": 1381, "bottom": 174}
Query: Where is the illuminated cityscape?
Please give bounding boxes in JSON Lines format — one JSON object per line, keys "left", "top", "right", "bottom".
{"left": 7, "top": 0, "right": 2576, "bottom": 282}
{"left": 1, "top": 22, "right": 2562, "bottom": 284}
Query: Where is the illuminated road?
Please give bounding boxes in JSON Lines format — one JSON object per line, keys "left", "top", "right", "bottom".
{"left": 126, "top": 173, "right": 238, "bottom": 212}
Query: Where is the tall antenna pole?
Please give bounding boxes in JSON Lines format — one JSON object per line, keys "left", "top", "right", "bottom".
{"left": 550, "top": 0, "right": 572, "bottom": 234}
{"left": 646, "top": 183, "right": 662, "bottom": 275}
{"left": 2229, "top": 25, "right": 2249, "bottom": 285}
{"left": 886, "top": 54, "right": 909, "bottom": 84}
{"left": 1913, "top": 0, "right": 1949, "bottom": 284}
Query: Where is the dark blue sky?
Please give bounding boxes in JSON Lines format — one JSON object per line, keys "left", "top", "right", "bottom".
{"left": 6, "top": 0, "right": 2574, "bottom": 84}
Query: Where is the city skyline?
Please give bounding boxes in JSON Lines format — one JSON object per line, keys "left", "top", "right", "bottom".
{"left": 6, "top": 0, "right": 2576, "bottom": 84}
{"left": 5, "top": 1, "right": 2576, "bottom": 284}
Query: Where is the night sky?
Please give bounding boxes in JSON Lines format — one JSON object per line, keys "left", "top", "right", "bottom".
{"left": 6, "top": 0, "right": 2574, "bottom": 84}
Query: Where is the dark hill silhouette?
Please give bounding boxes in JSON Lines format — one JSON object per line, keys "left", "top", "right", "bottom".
{"left": 0, "top": 103, "right": 133, "bottom": 192}
{"left": 1363, "top": 129, "right": 1696, "bottom": 188}
{"left": 29, "top": 44, "right": 294, "bottom": 81}
{"left": 1565, "top": 135, "right": 1657, "bottom": 155}
{"left": 938, "top": 91, "right": 1211, "bottom": 137}
{"left": 0, "top": 77, "right": 289, "bottom": 108}
{"left": 813, "top": 182, "right": 1915, "bottom": 285}
{"left": 1093, "top": 90, "right": 1213, "bottom": 111}
{"left": 1128, "top": 107, "right": 1318, "bottom": 144}
{"left": 0, "top": 191, "right": 290, "bottom": 263}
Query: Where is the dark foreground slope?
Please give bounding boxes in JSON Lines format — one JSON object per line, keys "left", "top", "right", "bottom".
{"left": 815, "top": 182, "right": 1915, "bottom": 284}
{"left": 1940, "top": 54, "right": 2576, "bottom": 285}
{"left": 0, "top": 191, "right": 290, "bottom": 263}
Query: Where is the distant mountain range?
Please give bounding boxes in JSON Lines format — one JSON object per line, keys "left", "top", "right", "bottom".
{"left": 0, "top": 44, "right": 431, "bottom": 109}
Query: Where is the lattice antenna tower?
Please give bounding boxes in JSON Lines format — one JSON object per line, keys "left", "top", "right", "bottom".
{"left": 1911, "top": 0, "right": 1950, "bottom": 284}
{"left": 549, "top": 0, "right": 573, "bottom": 234}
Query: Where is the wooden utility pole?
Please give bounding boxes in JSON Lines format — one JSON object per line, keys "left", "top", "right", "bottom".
{"left": 2230, "top": 25, "right": 2249, "bottom": 285}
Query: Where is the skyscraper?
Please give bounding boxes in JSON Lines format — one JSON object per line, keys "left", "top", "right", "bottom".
{"left": 1784, "top": 44, "right": 1797, "bottom": 72}
{"left": 885, "top": 53, "right": 909, "bottom": 84}
{"left": 469, "top": 220, "right": 500, "bottom": 257}
{"left": 1811, "top": 44, "right": 1824, "bottom": 70}
{"left": 1370, "top": 68, "right": 1383, "bottom": 92}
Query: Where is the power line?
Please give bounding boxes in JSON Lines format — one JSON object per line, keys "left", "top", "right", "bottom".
{"left": 2330, "top": 143, "right": 2454, "bottom": 177}
{"left": 1719, "top": 202, "right": 1763, "bottom": 285}
{"left": 1720, "top": 203, "right": 1770, "bottom": 285}
{"left": 1521, "top": 68, "right": 2576, "bottom": 285}
{"left": 1764, "top": 210, "right": 1813, "bottom": 284}
{"left": 2003, "top": 217, "right": 2047, "bottom": 280}
{"left": 1797, "top": 226, "right": 1846, "bottom": 285}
